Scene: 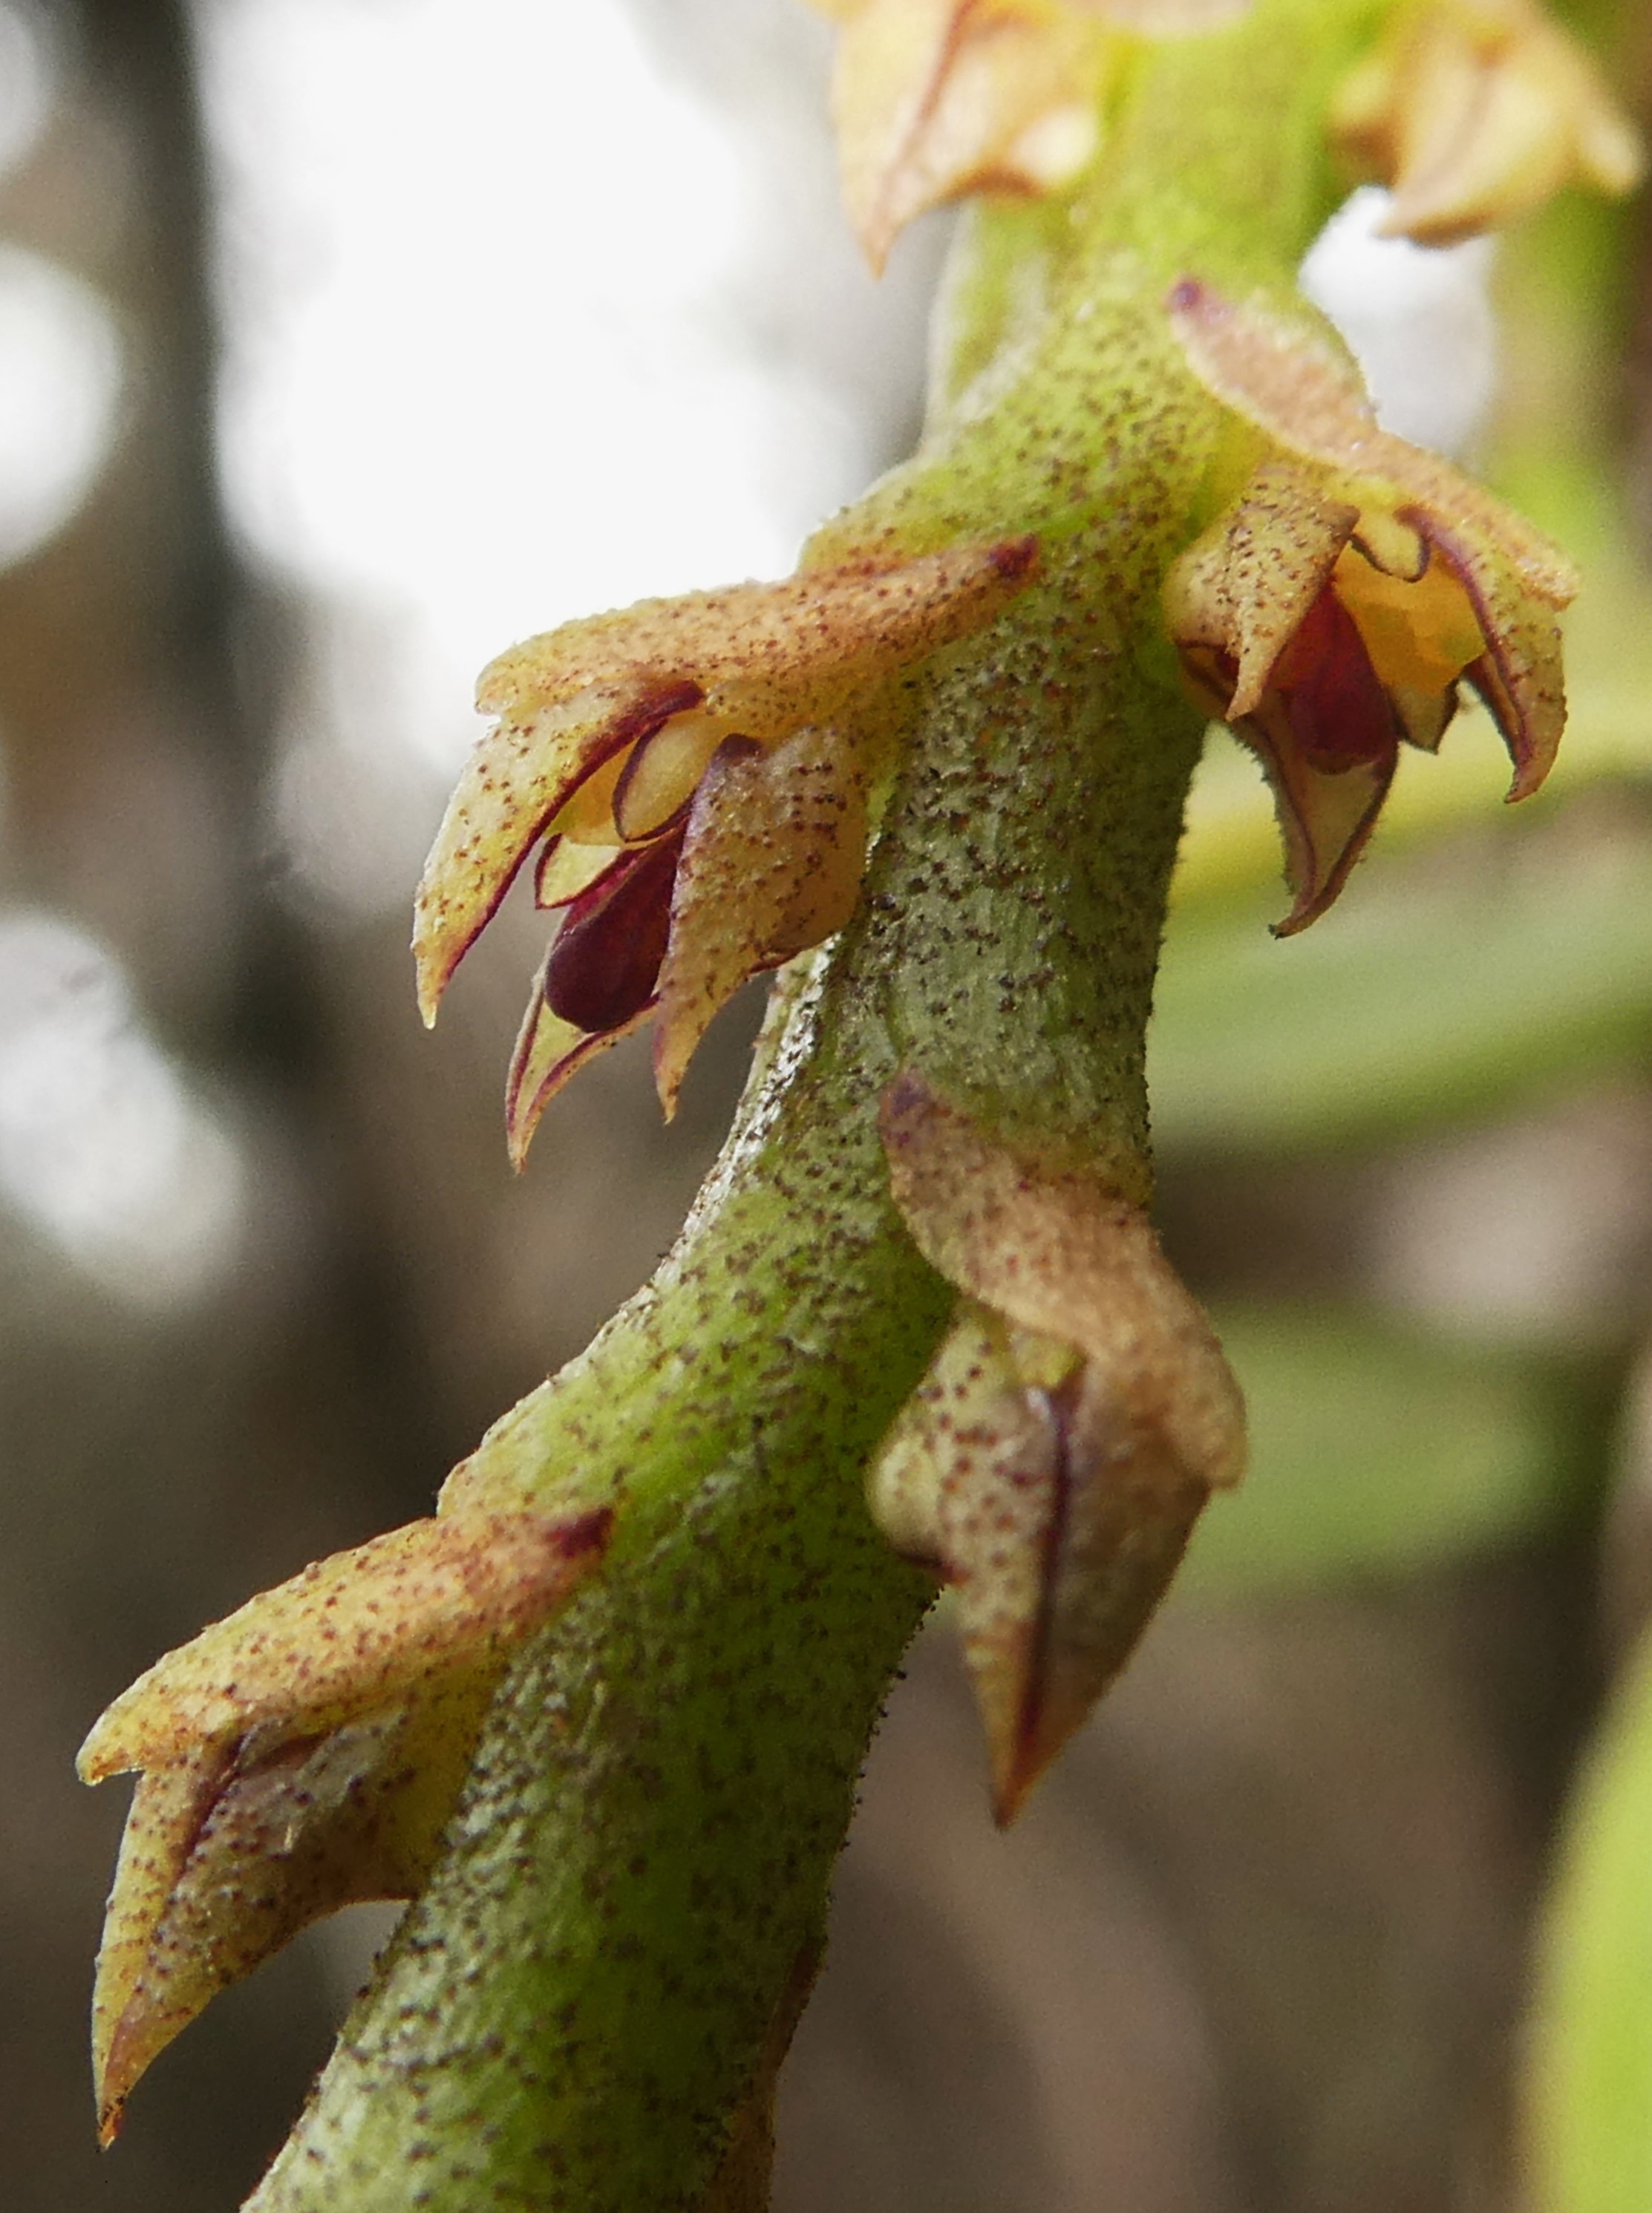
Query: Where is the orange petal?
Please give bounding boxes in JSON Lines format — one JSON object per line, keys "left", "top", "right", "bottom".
{"left": 90, "top": 1743, "right": 227, "bottom": 2142}
{"left": 535, "top": 836, "right": 628, "bottom": 910}
{"left": 1331, "top": 536, "right": 1482, "bottom": 703}
{"left": 879, "top": 1075, "right": 1243, "bottom": 1489}
{"left": 1386, "top": 22, "right": 1576, "bottom": 243}
{"left": 869, "top": 1303, "right": 1076, "bottom": 1820}
{"left": 653, "top": 727, "right": 869, "bottom": 1117}
{"left": 92, "top": 1689, "right": 483, "bottom": 2145}
{"left": 474, "top": 539, "right": 1038, "bottom": 729}
{"left": 1168, "top": 280, "right": 1576, "bottom": 597}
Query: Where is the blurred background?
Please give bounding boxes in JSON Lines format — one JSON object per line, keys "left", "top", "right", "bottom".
{"left": 5, "top": 0, "right": 1652, "bottom": 2206}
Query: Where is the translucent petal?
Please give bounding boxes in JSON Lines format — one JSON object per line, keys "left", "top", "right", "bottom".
{"left": 613, "top": 707, "right": 734, "bottom": 843}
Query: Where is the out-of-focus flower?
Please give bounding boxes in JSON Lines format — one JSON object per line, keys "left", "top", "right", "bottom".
{"left": 77, "top": 1509, "right": 612, "bottom": 2142}
{"left": 812, "top": 0, "right": 1249, "bottom": 268}
{"left": 869, "top": 1073, "right": 1245, "bottom": 1820}
{"left": 1163, "top": 278, "right": 1576, "bottom": 931}
{"left": 1331, "top": 0, "right": 1642, "bottom": 245}
{"left": 414, "top": 540, "right": 1038, "bottom": 1164}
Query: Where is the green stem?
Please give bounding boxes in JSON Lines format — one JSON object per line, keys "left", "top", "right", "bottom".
{"left": 248, "top": 4, "right": 1381, "bottom": 2206}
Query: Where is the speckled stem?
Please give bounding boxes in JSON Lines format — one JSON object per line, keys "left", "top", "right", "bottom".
{"left": 247, "top": 4, "right": 1382, "bottom": 2206}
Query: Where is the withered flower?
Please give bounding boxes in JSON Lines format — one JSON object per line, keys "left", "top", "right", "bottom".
{"left": 812, "top": 0, "right": 1249, "bottom": 269}
{"left": 1163, "top": 278, "right": 1578, "bottom": 931}
{"left": 1332, "top": 0, "right": 1642, "bottom": 246}
{"left": 870, "top": 1073, "right": 1244, "bottom": 1821}
{"left": 414, "top": 539, "right": 1037, "bottom": 1163}
{"left": 76, "top": 1508, "right": 611, "bottom": 2142}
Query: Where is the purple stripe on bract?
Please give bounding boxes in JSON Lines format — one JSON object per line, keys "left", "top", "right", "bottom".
{"left": 543, "top": 828, "right": 685, "bottom": 1034}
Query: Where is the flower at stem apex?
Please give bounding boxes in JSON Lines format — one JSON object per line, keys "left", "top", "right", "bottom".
{"left": 1332, "top": 0, "right": 1642, "bottom": 246}
{"left": 414, "top": 539, "right": 1037, "bottom": 1164}
{"left": 76, "top": 1508, "right": 611, "bottom": 2144}
{"left": 1164, "top": 278, "right": 1576, "bottom": 932}
{"left": 811, "top": 0, "right": 1250, "bottom": 269}
{"left": 871, "top": 1073, "right": 1244, "bottom": 1822}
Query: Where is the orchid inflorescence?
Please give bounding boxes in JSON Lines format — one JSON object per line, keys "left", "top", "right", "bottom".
{"left": 76, "top": 0, "right": 1639, "bottom": 2165}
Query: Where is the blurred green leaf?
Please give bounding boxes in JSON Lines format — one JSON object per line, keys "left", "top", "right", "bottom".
{"left": 1528, "top": 1623, "right": 1652, "bottom": 2213}
{"left": 1150, "top": 817, "right": 1652, "bottom": 1156}
{"left": 1178, "top": 1306, "right": 1592, "bottom": 1598}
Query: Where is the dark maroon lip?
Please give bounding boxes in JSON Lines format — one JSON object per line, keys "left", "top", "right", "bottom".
{"left": 543, "top": 826, "right": 686, "bottom": 1035}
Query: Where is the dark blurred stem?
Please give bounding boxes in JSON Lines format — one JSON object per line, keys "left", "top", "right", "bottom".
{"left": 78, "top": 0, "right": 464, "bottom": 1500}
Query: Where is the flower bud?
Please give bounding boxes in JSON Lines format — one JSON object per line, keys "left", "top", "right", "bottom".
{"left": 78, "top": 1509, "right": 611, "bottom": 2141}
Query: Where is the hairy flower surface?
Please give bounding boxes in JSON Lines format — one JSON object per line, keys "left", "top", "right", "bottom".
{"left": 812, "top": 0, "right": 1249, "bottom": 267}
{"left": 77, "top": 1509, "right": 611, "bottom": 2142}
{"left": 414, "top": 539, "right": 1037, "bottom": 1163}
{"left": 870, "top": 1074, "right": 1245, "bottom": 1820}
{"left": 1164, "top": 279, "right": 1577, "bottom": 929}
{"left": 1332, "top": 0, "right": 1642, "bottom": 244}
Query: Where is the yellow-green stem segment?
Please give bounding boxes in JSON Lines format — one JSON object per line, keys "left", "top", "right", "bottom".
{"left": 248, "top": 4, "right": 1384, "bottom": 2205}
